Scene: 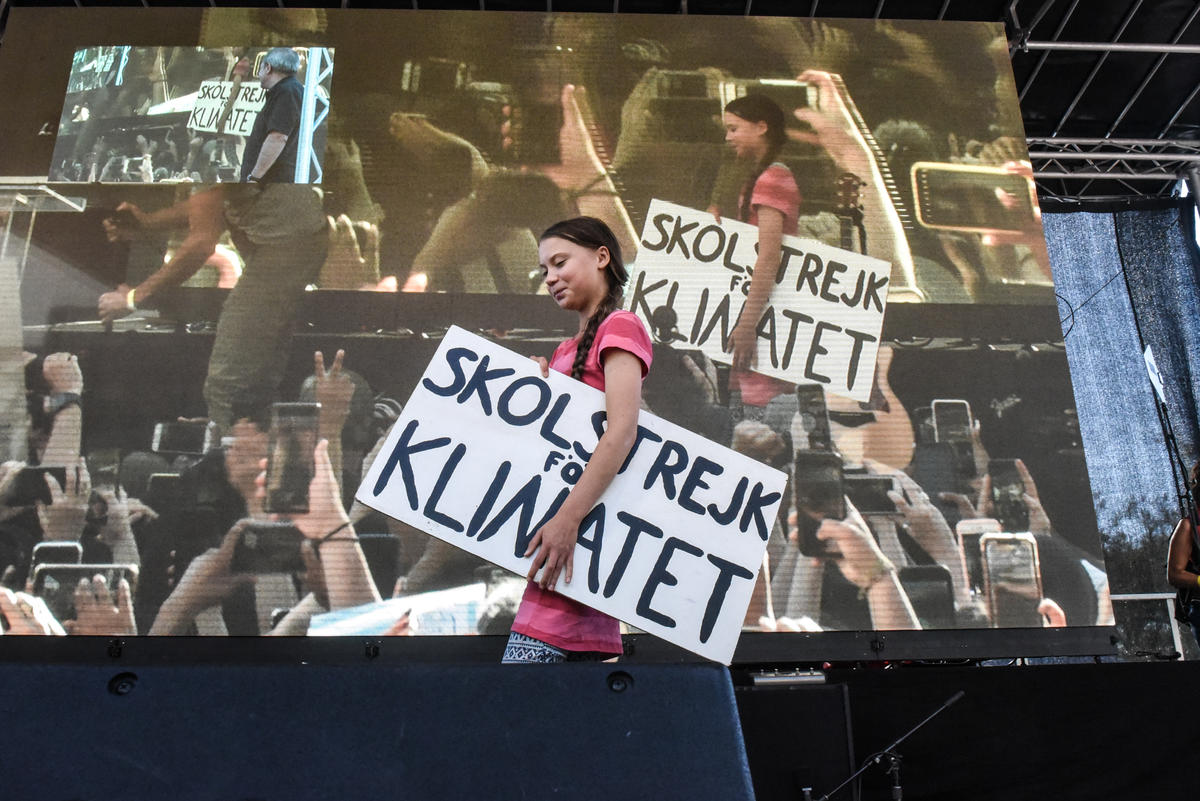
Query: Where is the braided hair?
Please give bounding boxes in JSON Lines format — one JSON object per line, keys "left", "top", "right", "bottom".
{"left": 539, "top": 217, "right": 628, "bottom": 381}
{"left": 724, "top": 94, "right": 788, "bottom": 223}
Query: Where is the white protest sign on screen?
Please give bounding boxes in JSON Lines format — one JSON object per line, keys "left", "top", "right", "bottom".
{"left": 628, "top": 199, "right": 892, "bottom": 402}
{"left": 187, "top": 80, "right": 267, "bottom": 134}
{"left": 355, "top": 326, "right": 785, "bottom": 664}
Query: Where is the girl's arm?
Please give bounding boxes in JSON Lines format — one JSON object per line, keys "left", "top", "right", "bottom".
{"left": 731, "top": 205, "right": 784, "bottom": 371}
{"left": 524, "top": 350, "right": 643, "bottom": 590}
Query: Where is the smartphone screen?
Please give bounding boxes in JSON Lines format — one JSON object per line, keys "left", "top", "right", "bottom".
{"left": 152, "top": 421, "right": 212, "bottom": 455}
{"left": 230, "top": 522, "right": 306, "bottom": 574}
{"left": 844, "top": 475, "right": 897, "bottom": 515}
{"left": 794, "top": 384, "right": 833, "bottom": 451}
{"left": 982, "top": 534, "right": 1043, "bottom": 628}
{"left": 932, "top": 399, "right": 972, "bottom": 443}
{"left": 86, "top": 448, "right": 122, "bottom": 493}
{"left": 956, "top": 517, "right": 1001, "bottom": 592}
{"left": 264, "top": 402, "right": 320, "bottom": 514}
{"left": 8, "top": 466, "right": 68, "bottom": 507}
{"left": 912, "top": 162, "right": 1037, "bottom": 233}
{"left": 31, "top": 541, "right": 83, "bottom": 568}
{"left": 898, "top": 565, "right": 956, "bottom": 629}
{"left": 932, "top": 399, "right": 975, "bottom": 479}
{"left": 912, "top": 406, "right": 935, "bottom": 446}
{"left": 988, "top": 458, "right": 1030, "bottom": 532}
{"left": 793, "top": 450, "right": 844, "bottom": 557}
{"left": 145, "top": 473, "right": 183, "bottom": 510}
{"left": 32, "top": 564, "right": 138, "bottom": 623}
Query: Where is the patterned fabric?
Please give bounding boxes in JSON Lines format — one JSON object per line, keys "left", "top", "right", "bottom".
{"left": 502, "top": 631, "right": 567, "bottom": 663}
{"left": 501, "top": 632, "right": 612, "bottom": 664}
{"left": 509, "top": 311, "right": 652, "bottom": 655}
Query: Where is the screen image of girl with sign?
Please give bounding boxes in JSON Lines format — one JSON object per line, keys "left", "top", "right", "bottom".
{"left": 501, "top": 217, "right": 654, "bottom": 664}
{"left": 721, "top": 93, "right": 800, "bottom": 418}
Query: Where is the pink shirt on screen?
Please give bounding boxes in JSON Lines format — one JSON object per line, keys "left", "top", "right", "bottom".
{"left": 510, "top": 310, "right": 653, "bottom": 653}
{"left": 745, "top": 162, "right": 801, "bottom": 235}
{"left": 737, "top": 162, "right": 801, "bottom": 407}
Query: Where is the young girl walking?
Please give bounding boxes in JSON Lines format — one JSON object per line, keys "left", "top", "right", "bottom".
{"left": 722, "top": 93, "right": 801, "bottom": 414}
{"left": 502, "top": 216, "right": 653, "bottom": 664}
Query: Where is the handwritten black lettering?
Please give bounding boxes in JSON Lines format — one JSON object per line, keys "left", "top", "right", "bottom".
{"left": 456, "top": 354, "right": 516, "bottom": 415}
{"left": 605, "top": 512, "right": 664, "bottom": 598}
{"left": 644, "top": 440, "right": 689, "bottom": 500}
{"left": 637, "top": 537, "right": 704, "bottom": 629}
{"left": 740, "top": 481, "right": 783, "bottom": 541}
{"left": 575, "top": 504, "right": 607, "bottom": 594}
{"left": 804, "top": 320, "right": 841, "bottom": 384}
{"left": 497, "top": 375, "right": 550, "bottom": 426}
{"left": 700, "top": 555, "right": 756, "bottom": 643}
{"left": 424, "top": 443, "right": 466, "bottom": 531}
{"left": 640, "top": 213, "right": 673, "bottom": 251}
{"left": 678, "top": 456, "right": 724, "bottom": 515}
{"left": 693, "top": 225, "right": 725, "bottom": 263}
{"left": 372, "top": 419, "right": 450, "bottom": 510}
{"left": 422, "top": 347, "right": 477, "bottom": 397}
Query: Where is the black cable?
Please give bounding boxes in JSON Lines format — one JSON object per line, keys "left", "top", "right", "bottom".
{"left": 1057, "top": 270, "right": 1123, "bottom": 338}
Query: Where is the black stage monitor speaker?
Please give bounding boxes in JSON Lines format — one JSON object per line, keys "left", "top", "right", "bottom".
{"left": 0, "top": 662, "right": 753, "bottom": 801}
{"left": 736, "top": 683, "right": 856, "bottom": 801}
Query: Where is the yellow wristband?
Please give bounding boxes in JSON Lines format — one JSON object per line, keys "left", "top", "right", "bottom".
{"left": 126, "top": 287, "right": 137, "bottom": 311}
{"left": 1194, "top": 574, "right": 1199, "bottom": 588}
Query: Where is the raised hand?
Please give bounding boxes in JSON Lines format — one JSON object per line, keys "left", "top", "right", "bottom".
{"left": 42, "top": 352, "right": 83, "bottom": 394}
{"left": 37, "top": 459, "right": 90, "bottom": 542}
{"left": 871, "top": 461, "right": 970, "bottom": 604}
{"left": 66, "top": 575, "right": 136, "bottom": 636}
{"left": 1014, "top": 458, "right": 1053, "bottom": 536}
{"left": 0, "top": 588, "right": 66, "bottom": 635}
{"left": 93, "top": 487, "right": 143, "bottom": 567}
{"left": 224, "top": 419, "right": 269, "bottom": 515}
{"left": 313, "top": 349, "right": 352, "bottom": 437}
{"left": 318, "top": 216, "right": 381, "bottom": 290}
{"left": 149, "top": 520, "right": 256, "bottom": 635}
{"left": 258, "top": 440, "right": 379, "bottom": 609}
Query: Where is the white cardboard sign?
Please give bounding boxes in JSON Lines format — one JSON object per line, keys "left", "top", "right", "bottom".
{"left": 355, "top": 326, "right": 785, "bottom": 664}
{"left": 187, "top": 80, "right": 267, "bottom": 135}
{"left": 629, "top": 199, "right": 892, "bottom": 402}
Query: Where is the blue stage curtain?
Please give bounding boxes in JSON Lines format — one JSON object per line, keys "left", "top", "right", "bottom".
{"left": 1044, "top": 204, "right": 1200, "bottom": 591}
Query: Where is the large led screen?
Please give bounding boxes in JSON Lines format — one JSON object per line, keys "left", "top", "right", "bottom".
{"left": 0, "top": 7, "right": 1112, "bottom": 659}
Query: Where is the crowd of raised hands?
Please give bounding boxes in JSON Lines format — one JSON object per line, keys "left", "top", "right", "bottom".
{"left": 51, "top": 127, "right": 239, "bottom": 184}
{"left": 0, "top": 346, "right": 444, "bottom": 638}
{"left": 731, "top": 415, "right": 1109, "bottom": 634}
{"left": 1, "top": 344, "right": 1108, "bottom": 638}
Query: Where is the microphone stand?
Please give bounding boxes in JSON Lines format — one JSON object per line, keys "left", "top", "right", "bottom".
{"left": 815, "top": 690, "right": 964, "bottom": 801}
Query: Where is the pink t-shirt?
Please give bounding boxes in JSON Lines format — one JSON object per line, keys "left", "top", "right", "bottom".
{"left": 745, "top": 162, "right": 800, "bottom": 235}
{"left": 510, "top": 310, "right": 653, "bottom": 653}
{"left": 737, "top": 162, "right": 801, "bottom": 407}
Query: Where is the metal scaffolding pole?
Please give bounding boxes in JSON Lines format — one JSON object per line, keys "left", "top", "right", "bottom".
{"left": 1028, "top": 152, "right": 1200, "bottom": 161}
{"left": 1027, "top": 138, "right": 1200, "bottom": 147}
{"left": 1024, "top": 40, "right": 1200, "bottom": 53}
{"left": 294, "top": 47, "right": 333, "bottom": 184}
{"left": 1104, "top": 1, "right": 1200, "bottom": 136}
{"left": 1033, "top": 171, "right": 1179, "bottom": 180}
{"left": 1051, "top": 0, "right": 1143, "bottom": 136}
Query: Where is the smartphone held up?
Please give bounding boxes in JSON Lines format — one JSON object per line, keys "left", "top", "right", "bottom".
{"left": 264, "top": 402, "right": 320, "bottom": 514}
